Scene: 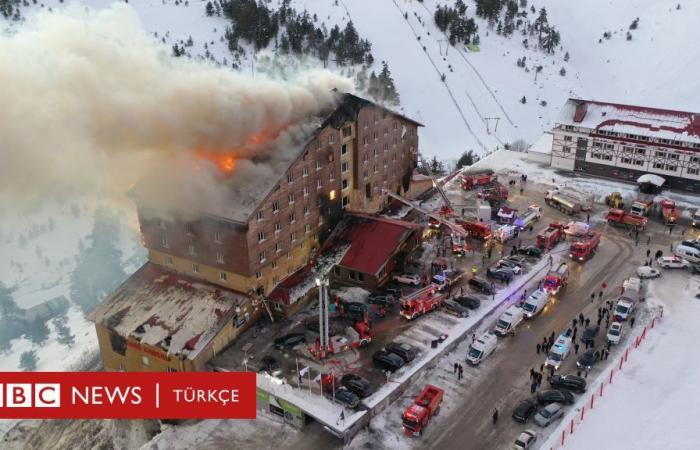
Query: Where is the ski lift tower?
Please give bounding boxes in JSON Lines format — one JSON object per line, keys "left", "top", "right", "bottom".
{"left": 316, "top": 278, "right": 331, "bottom": 359}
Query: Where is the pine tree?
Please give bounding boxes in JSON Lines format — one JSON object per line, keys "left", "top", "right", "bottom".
{"left": 26, "top": 317, "right": 50, "bottom": 345}
{"left": 205, "top": 1, "right": 214, "bottom": 16}
{"left": 629, "top": 17, "right": 639, "bottom": 30}
{"left": 378, "top": 62, "right": 400, "bottom": 106}
{"left": 564, "top": 51, "right": 570, "bottom": 61}
{"left": 457, "top": 150, "right": 480, "bottom": 168}
{"left": 520, "top": 96, "right": 527, "bottom": 104}
{"left": 0, "top": 282, "right": 20, "bottom": 318}
{"left": 20, "top": 350, "right": 37, "bottom": 371}
{"left": 53, "top": 316, "right": 75, "bottom": 348}
{"left": 559, "top": 67, "right": 566, "bottom": 76}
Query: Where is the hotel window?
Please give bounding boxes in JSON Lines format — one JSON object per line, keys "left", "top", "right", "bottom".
{"left": 665, "top": 164, "right": 677, "bottom": 171}
{"left": 341, "top": 161, "right": 349, "bottom": 173}
{"left": 142, "top": 356, "right": 150, "bottom": 366}
{"left": 373, "top": 148, "right": 378, "bottom": 157}
{"left": 288, "top": 193, "right": 295, "bottom": 204}
{"left": 563, "top": 146, "right": 571, "bottom": 153}
{"left": 383, "top": 128, "right": 388, "bottom": 136}
{"left": 623, "top": 146, "right": 633, "bottom": 153}
{"left": 393, "top": 121, "right": 398, "bottom": 130}
{"left": 342, "top": 179, "right": 349, "bottom": 190}
{"left": 289, "top": 212, "right": 296, "bottom": 224}
{"left": 188, "top": 244, "right": 196, "bottom": 255}
{"left": 255, "top": 271, "right": 262, "bottom": 279}
{"left": 185, "top": 222, "right": 193, "bottom": 235}
{"left": 219, "top": 272, "right": 228, "bottom": 281}
{"left": 634, "top": 159, "right": 644, "bottom": 166}
{"left": 160, "top": 233, "right": 168, "bottom": 248}
{"left": 275, "top": 243, "right": 282, "bottom": 253}
{"left": 192, "top": 263, "right": 199, "bottom": 273}
{"left": 383, "top": 143, "right": 388, "bottom": 152}
{"left": 272, "top": 261, "right": 278, "bottom": 269}
{"left": 290, "top": 232, "right": 297, "bottom": 242}
{"left": 164, "top": 255, "right": 173, "bottom": 266}
{"left": 342, "top": 196, "right": 349, "bottom": 208}
{"left": 687, "top": 168, "right": 699, "bottom": 175}
{"left": 256, "top": 210, "right": 264, "bottom": 221}
{"left": 303, "top": 166, "right": 309, "bottom": 177}
{"left": 305, "top": 224, "right": 311, "bottom": 234}
{"left": 565, "top": 125, "right": 574, "bottom": 131}
{"left": 621, "top": 157, "right": 632, "bottom": 164}
{"left": 363, "top": 119, "right": 369, "bottom": 128}
{"left": 316, "top": 160, "right": 322, "bottom": 170}
{"left": 316, "top": 139, "right": 321, "bottom": 150}
{"left": 216, "top": 251, "right": 225, "bottom": 263}
{"left": 363, "top": 152, "right": 368, "bottom": 163}
{"left": 258, "top": 231, "right": 265, "bottom": 242}
{"left": 668, "top": 154, "right": 679, "bottom": 160}
{"left": 564, "top": 135, "right": 573, "bottom": 142}
{"left": 316, "top": 179, "right": 322, "bottom": 190}
{"left": 637, "top": 148, "right": 646, "bottom": 155}
{"left": 655, "top": 151, "right": 667, "bottom": 157}
{"left": 363, "top": 170, "right": 368, "bottom": 180}
{"left": 275, "top": 222, "right": 281, "bottom": 233}
{"left": 374, "top": 164, "right": 378, "bottom": 173}
{"left": 329, "top": 134, "right": 335, "bottom": 144}
{"left": 373, "top": 131, "right": 378, "bottom": 140}
{"left": 272, "top": 276, "right": 279, "bottom": 285}
{"left": 272, "top": 201, "right": 279, "bottom": 214}
{"left": 214, "top": 230, "right": 222, "bottom": 243}
{"left": 303, "top": 186, "right": 309, "bottom": 197}
{"left": 287, "top": 172, "right": 294, "bottom": 183}
{"left": 330, "top": 171, "right": 336, "bottom": 182}
{"left": 287, "top": 252, "right": 292, "bottom": 260}
{"left": 167, "top": 367, "right": 177, "bottom": 373}
{"left": 363, "top": 136, "right": 368, "bottom": 145}
{"left": 259, "top": 251, "right": 267, "bottom": 263}
{"left": 342, "top": 126, "right": 352, "bottom": 138}
{"left": 653, "top": 162, "right": 664, "bottom": 169}
{"left": 341, "top": 144, "right": 348, "bottom": 155}
{"left": 303, "top": 205, "right": 309, "bottom": 216}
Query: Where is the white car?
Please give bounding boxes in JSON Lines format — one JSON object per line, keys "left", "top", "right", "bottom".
{"left": 393, "top": 273, "right": 421, "bottom": 285}
{"left": 657, "top": 256, "right": 690, "bottom": 269}
{"left": 513, "top": 430, "right": 537, "bottom": 449}
{"left": 636, "top": 266, "right": 661, "bottom": 279}
{"left": 607, "top": 322, "right": 623, "bottom": 345}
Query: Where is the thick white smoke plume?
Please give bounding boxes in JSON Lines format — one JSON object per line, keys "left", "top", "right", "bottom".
{"left": 0, "top": 4, "right": 353, "bottom": 211}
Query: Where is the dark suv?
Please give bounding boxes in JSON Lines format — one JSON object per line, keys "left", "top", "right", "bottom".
{"left": 340, "top": 373, "right": 374, "bottom": 398}
{"left": 273, "top": 333, "right": 306, "bottom": 350}
{"left": 536, "top": 389, "right": 575, "bottom": 406}
{"left": 549, "top": 374, "right": 587, "bottom": 394}
{"left": 512, "top": 399, "right": 537, "bottom": 423}
{"left": 368, "top": 294, "right": 395, "bottom": 307}
{"left": 487, "top": 267, "right": 514, "bottom": 282}
{"left": 372, "top": 350, "right": 405, "bottom": 372}
{"left": 341, "top": 301, "right": 367, "bottom": 318}
{"left": 385, "top": 342, "right": 417, "bottom": 363}
{"left": 454, "top": 295, "right": 481, "bottom": 310}
{"left": 469, "top": 277, "right": 495, "bottom": 295}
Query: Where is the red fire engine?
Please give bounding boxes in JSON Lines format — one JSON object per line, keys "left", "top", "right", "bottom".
{"left": 399, "top": 286, "right": 446, "bottom": 320}
{"left": 543, "top": 262, "right": 569, "bottom": 294}
{"left": 402, "top": 384, "right": 445, "bottom": 436}
{"left": 569, "top": 232, "right": 601, "bottom": 261}
{"left": 536, "top": 223, "right": 565, "bottom": 249}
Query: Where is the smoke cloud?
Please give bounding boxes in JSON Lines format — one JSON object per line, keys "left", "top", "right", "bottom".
{"left": 0, "top": 4, "right": 353, "bottom": 211}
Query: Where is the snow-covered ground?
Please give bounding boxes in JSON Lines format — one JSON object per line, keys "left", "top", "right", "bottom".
{"left": 542, "top": 272, "right": 699, "bottom": 450}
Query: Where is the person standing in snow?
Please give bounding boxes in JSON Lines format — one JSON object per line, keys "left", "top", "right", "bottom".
{"left": 492, "top": 408, "right": 499, "bottom": 424}
{"left": 536, "top": 343, "right": 541, "bottom": 354}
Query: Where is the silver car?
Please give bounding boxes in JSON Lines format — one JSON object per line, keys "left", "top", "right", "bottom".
{"left": 533, "top": 402, "right": 563, "bottom": 427}
{"left": 513, "top": 429, "right": 537, "bottom": 449}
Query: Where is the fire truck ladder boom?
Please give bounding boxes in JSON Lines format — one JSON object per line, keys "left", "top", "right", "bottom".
{"left": 383, "top": 190, "right": 467, "bottom": 237}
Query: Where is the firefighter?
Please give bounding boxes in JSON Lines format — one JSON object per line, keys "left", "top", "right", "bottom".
{"left": 471, "top": 265, "right": 478, "bottom": 276}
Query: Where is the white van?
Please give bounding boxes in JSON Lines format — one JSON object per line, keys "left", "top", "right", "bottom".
{"left": 622, "top": 277, "right": 643, "bottom": 301}
{"left": 494, "top": 305, "right": 525, "bottom": 336}
{"left": 545, "top": 334, "right": 572, "bottom": 370}
{"left": 466, "top": 332, "right": 497, "bottom": 365}
{"left": 522, "top": 289, "right": 551, "bottom": 319}
{"left": 613, "top": 298, "right": 635, "bottom": 321}
{"left": 675, "top": 244, "right": 700, "bottom": 264}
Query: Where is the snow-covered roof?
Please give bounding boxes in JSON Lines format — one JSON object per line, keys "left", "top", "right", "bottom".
{"left": 557, "top": 99, "right": 700, "bottom": 145}
{"left": 637, "top": 174, "right": 666, "bottom": 186}
{"left": 529, "top": 132, "right": 554, "bottom": 155}
{"left": 88, "top": 263, "right": 250, "bottom": 359}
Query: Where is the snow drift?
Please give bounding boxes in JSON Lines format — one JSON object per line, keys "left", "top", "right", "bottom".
{"left": 0, "top": 3, "right": 352, "bottom": 209}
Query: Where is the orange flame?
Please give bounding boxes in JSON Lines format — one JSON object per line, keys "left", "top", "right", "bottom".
{"left": 194, "top": 149, "right": 237, "bottom": 175}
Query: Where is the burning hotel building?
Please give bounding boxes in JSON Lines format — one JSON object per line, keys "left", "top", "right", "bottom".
{"left": 89, "top": 93, "right": 422, "bottom": 372}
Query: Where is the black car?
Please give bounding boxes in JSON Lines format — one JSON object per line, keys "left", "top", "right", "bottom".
{"left": 505, "top": 255, "right": 528, "bottom": 265}
{"left": 454, "top": 295, "right": 481, "bottom": 310}
{"left": 259, "top": 355, "right": 282, "bottom": 377}
{"left": 512, "top": 399, "right": 538, "bottom": 423}
{"left": 341, "top": 373, "right": 374, "bottom": 398}
{"left": 576, "top": 349, "right": 600, "bottom": 370}
{"left": 368, "top": 294, "right": 395, "bottom": 307}
{"left": 536, "top": 389, "right": 575, "bottom": 406}
{"left": 469, "top": 277, "right": 495, "bottom": 294}
{"left": 517, "top": 246, "right": 544, "bottom": 258}
{"left": 341, "top": 301, "right": 367, "bottom": 317}
{"left": 372, "top": 349, "right": 405, "bottom": 372}
{"left": 549, "top": 374, "right": 587, "bottom": 394}
{"left": 385, "top": 342, "right": 417, "bottom": 363}
{"left": 382, "top": 288, "right": 402, "bottom": 299}
{"left": 487, "top": 267, "right": 514, "bottom": 282}
{"left": 332, "top": 387, "right": 360, "bottom": 409}
{"left": 580, "top": 326, "right": 600, "bottom": 344}
{"left": 273, "top": 332, "right": 306, "bottom": 350}
{"left": 497, "top": 259, "right": 523, "bottom": 273}
{"left": 443, "top": 299, "right": 470, "bottom": 318}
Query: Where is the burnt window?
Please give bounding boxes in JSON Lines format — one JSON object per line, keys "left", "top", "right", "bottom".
{"left": 109, "top": 331, "right": 127, "bottom": 356}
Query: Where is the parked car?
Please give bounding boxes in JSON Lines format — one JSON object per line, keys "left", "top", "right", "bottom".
{"left": 372, "top": 349, "right": 406, "bottom": 372}
{"left": 332, "top": 387, "right": 360, "bottom": 409}
{"left": 505, "top": 255, "right": 528, "bottom": 265}
{"left": 273, "top": 333, "right": 306, "bottom": 350}
{"left": 533, "top": 403, "right": 564, "bottom": 427}
{"left": 487, "top": 267, "right": 515, "bottom": 282}
{"left": 607, "top": 322, "right": 623, "bottom": 345}
{"left": 393, "top": 273, "right": 421, "bottom": 285}
{"left": 382, "top": 288, "right": 402, "bottom": 299}
{"left": 497, "top": 259, "right": 523, "bottom": 274}
{"left": 657, "top": 256, "right": 690, "bottom": 269}
{"left": 576, "top": 349, "right": 600, "bottom": 370}
{"left": 340, "top": 301, "right": 368, "bottom": 317}
{"left": 536, "top": 389, "right": 574, "bottom": 406}
{"left": 454, "top": 295, "right": 481, "bottom": 310}
{"left": 549, "top": 374, "right": 587, "bottom": 394}
{"left": 580, "top": 325, "right": 600, "bottom": 344}
{"left": 443, "top": 299, "right": 470, "bottom": 318}
{"left": 469, "top": 277, "right": 495, "bottom": 294}
{"left": 513, "top": 430, "right": 538, "bottom": 450}
{"left": 385, "top": 341, "right": 417, "bottom": 363}
{"left": 259, "top": 355, "right": 282, "bottom": 377}
{"left": 636, "top": 266, "right": 661, "bottom": 279}
{"left": 517, "top": 246, "right": 544, "bottom": 258}
{"left": 368, "top": 294, "right": 395, "bottom": 307}
{"left": 512, "top": 399, "right": 538, "bottom": 423}
{"left": 340, "top": 373, "right": 374, "bottom": 398}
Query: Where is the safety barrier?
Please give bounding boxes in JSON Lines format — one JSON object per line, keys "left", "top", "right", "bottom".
{"left": 547, "top": 306, "right": 663, "bottom": 449}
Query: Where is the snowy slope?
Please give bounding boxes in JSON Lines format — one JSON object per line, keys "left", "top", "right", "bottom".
{"left": 546, "top": 272, "right": 700, "bottom": 450}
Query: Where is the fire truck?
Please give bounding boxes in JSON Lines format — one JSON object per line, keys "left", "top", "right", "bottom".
{"left": 544, "top": 191, "right": 582, "bottom": 215}
{"left": 630, "top": 199, "right": 654, "bottom": 217}
{"left": 606, "top": 209, "right": 648, "bottom": 230}
{"left": 543, "top": 262, "right": 570, "bottom": 294}
{"left": 514, "top": 204, "right": 542, "bottom": 231}
{"left": 309, "top": 321, "right": 372, "bottom": 358}
{"left": 402, "top": 384, "right": 445, "bottom": 436}
{"left": 399, "top": 286, "right": 446, "bottom": 320}
{"left": 451, "top": 233, "right": 469, "bottom": 255}
{"left": 455, "top": 219, "right": 492, "bottom": 240}
{"left": 477, "top": 183, "right": 509, "bottom": 205}
{"left": 536, "top": 223, "right": 565, "bottom": 249}
{"left": 569, "top": 232, "right": 601, "bottom": 261}
{"left": 461, "top": 171, "right": 496, "bottom": 190}
{"left": 660, "top": 199, "right": 679, "bottom": 225}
